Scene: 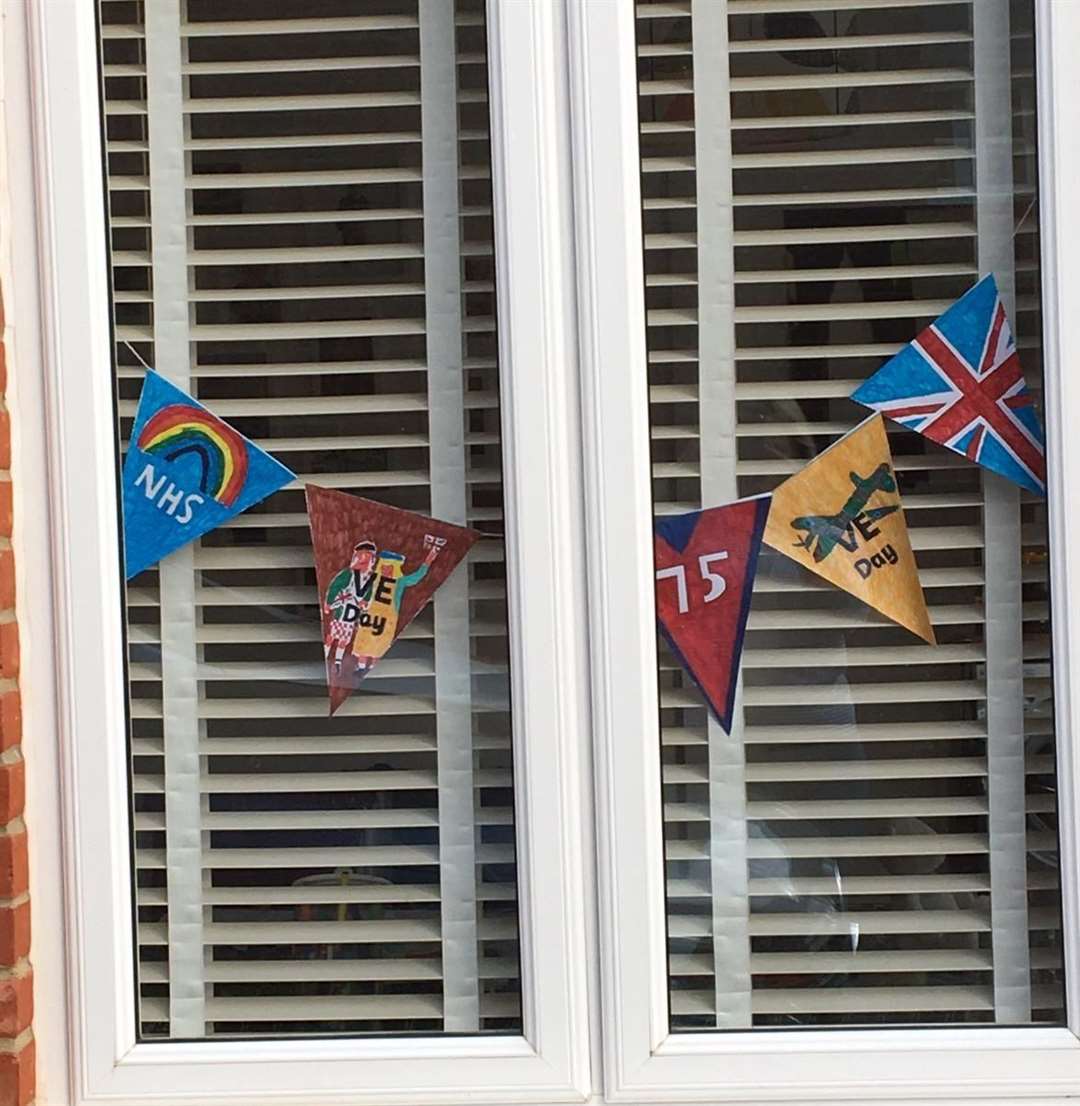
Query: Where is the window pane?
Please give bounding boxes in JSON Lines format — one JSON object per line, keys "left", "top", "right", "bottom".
{"left": 99, "top": 0, "right": 520, "bottom": 1040}
{"left": 636, "top": 0, "right": 1064, "bottom": 1028}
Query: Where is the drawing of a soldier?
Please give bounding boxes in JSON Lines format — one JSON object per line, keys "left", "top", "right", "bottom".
{"left": 323, "top": 535, "right": 444, "bottom": 675}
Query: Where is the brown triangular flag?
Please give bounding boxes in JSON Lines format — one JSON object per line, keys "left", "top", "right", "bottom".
{"left": 305, "top": 485, "right": 482, "bottom": 714}
{"left": 763, "top": 414, "right": 935, "bottom": 644}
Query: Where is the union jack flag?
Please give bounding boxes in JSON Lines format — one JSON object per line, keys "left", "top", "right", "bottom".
{"left": 851, "top": 275, "right": 1046, "bottom": 496}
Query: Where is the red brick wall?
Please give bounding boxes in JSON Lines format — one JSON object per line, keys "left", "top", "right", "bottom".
{"left": 0, "top": 296, "right": 32, "bottom": 1105}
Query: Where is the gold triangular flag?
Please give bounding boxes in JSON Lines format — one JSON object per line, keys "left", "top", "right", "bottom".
{"left": 763, "top": 413, "right": 935, "bottom": 644}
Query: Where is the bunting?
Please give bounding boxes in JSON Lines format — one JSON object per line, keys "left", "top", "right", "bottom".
{"left": 121, "top": 371, "right": 295, "bottom": 578}
{"left": 306, "top": 485, "right": 481, "bottom": 715}
{"left": 762, "top": 414, "right": 935, "bottom": 644}
{"left": 654, "top": 495, "right": 770, "bottom": 733}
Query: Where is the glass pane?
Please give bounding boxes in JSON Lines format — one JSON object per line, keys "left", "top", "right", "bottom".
{"left": 99, "top": 0, "right": 520, "bottom": 1039}
{"left": 636, "top": 0, "right": 1065, "bottom": 1029}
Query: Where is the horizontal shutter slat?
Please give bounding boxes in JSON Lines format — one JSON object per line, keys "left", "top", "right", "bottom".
{"left": 178, "top": 16, "right": 419, "bottom": 35}
{"left": 182, "top": 55, "right": 422, "bottom": 75}
{"left": 744, "top": 797, "right": 988, "bottom": 819}
{"left": 204, "top": 960, "right": 445, "bottom": 983}
{"left": 748, "top": 987, "right": 992, "bottom": 1016}
{"left": 747, "top": 950, "right": 988, "bottom": 974}
{"left": 742, "top": 643, "right": 984, "bottom": 666}
{"left": 746, "top": 834, "right": 990, "bottom": 859}
{"left": 725, "top": 0, "right": 970, "bottom": 15}
{"left": 729, "top": 68, "right": 972, "bottom": 92}
{"left": 748, "top": 873, "right": 997, "bottom": 896}
{"left": 728, "top": 31, "right": 972, "bottom": 52}
{"left": 203, "top": 848, "right": 441, "bottom": 871}
{"left": 748, "top": 910, "right": 989, "bottom": 937}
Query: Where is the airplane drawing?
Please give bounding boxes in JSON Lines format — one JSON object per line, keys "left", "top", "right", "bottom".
{"left": 790, "top": 462, "right": 899, "bottom": 563}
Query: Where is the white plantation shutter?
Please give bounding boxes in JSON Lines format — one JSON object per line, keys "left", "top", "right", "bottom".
{"left": 1009, "top": 0, "right": 1062, "bottom": 1023}
{"left": 451, "top": 6, "right": 523, "bottom": 1030}
{"left": 100, "top": 0, "right": 168, "bottom": 1039}
{"left": 100, "top": 0, "right": 519, "bottom": 1039}
{"left": 636, "top": 0, "right": 1063, "bottom": 1027}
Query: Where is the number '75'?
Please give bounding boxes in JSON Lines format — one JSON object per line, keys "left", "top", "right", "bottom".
{"left": 655, "top": 552, "right": 729, "bottom": 614}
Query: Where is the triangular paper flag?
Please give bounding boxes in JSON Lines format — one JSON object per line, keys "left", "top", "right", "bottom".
{"left": 306, "top": 485, "right": 482, "bottom": 715}
{"left": 763, "top": 414, "right": 935, "bottom": 644}
{"left": 122, "top": 371, "right": 295, "bottom": 578}
{"left": 852, "top": 274, "right": 1046, "bottom": 496}
{"left": 654, "top": 494, "right": 770, "bottom": 733}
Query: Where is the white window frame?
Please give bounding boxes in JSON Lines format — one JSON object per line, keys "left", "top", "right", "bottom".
{"left": 15, "top": 0, "right": 1080, "bottom": 1102}
{"left": 571, "top": 0, "right": 1080, "bottom": 1100}
{"left": 13, "top": 0, "right": 594, "bottom": 1103}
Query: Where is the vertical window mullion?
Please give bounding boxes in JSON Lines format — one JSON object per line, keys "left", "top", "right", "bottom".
{"left": 419, "top": 0, "right": 481, "bottom": 1032}
{"left": 145, "top": 0, "right": 206, "bottom": 1039}
{"left": 689, "top": 0, "right": 754, "bottom": 1031}
{"left": 973, "top": 0, "right": 1033, "bottom": 1024}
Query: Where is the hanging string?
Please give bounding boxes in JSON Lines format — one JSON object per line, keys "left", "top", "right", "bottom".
{"left": 1013, "top": 196, "right": 1037, "bottom": 241}
{"left": 123, "top": 340, "right": 155, "bottom": 375}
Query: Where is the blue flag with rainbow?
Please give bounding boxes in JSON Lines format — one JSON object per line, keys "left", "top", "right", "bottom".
{"left": 121, "top": 371, "right": 295, "bottom": 578}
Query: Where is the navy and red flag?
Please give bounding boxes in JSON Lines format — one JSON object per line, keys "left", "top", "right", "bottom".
{"left": 851, "top": 274, "right": 1046, "bottom": 495}
{"left": 653, "top": 494, "right": 770, "bottom": 734}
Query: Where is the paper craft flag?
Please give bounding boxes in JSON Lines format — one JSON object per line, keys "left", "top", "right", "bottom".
{"left": 654, "top": 494, "right": 770, "bottom": 733}
{"left": 851, "top": 274, "right": 1046, "bottom": 495}
{"left": 763, "top": 414, "right": 935, "bottom": 644}
{"left": 306, "top": 485, "right": 482, "bottom": 715}
{"left": 122, "top": 371, "right": 295, "bottom": 578}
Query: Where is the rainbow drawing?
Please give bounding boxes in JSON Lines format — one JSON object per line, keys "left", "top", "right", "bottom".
{"left": 137, "top": 403, "right": 249, "bottom": 506}
{"left": 122, "top": 372, "right": 295, "bottom": 579}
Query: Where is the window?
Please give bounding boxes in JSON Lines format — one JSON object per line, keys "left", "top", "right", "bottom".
{"left": 574, "top": 0, "right": 1080, "bottom": 1099}
{"left": 27, "top": 0, "right": 588, "bottom": 1099}
{"left": 635, "top": 0, "right": 1063, "bottom": 1030}
{"left": 18, "top": 0, "right": 1080, "bottom": 1103}
{"left": 101, "top": 0, "right": 521, "bottom": 1041}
